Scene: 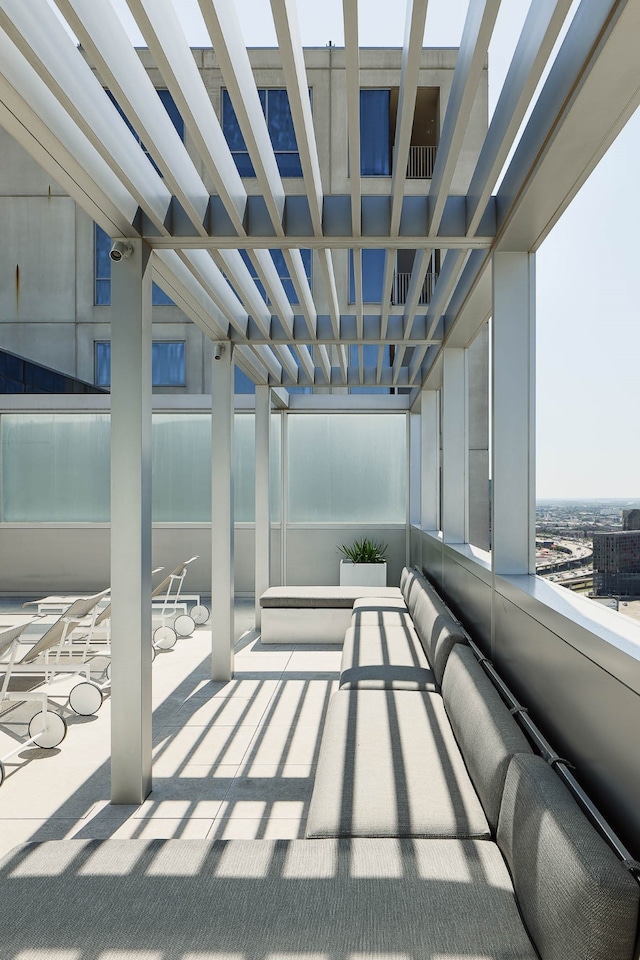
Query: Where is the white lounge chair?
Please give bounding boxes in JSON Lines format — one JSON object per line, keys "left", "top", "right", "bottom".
{"left": 0, "top": 620, "right": 68, "bottom": 786}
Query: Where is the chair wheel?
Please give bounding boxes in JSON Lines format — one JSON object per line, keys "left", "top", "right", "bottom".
{"left": 174, "top": 614, "right": 195, "bottom": 638}
{"left": 153, "top": 625, "right": 177, "bottom": 649}
{"left": 28, "top": 711, "right": 67, "bottom": 749}
{"left": 69, "top": 681, "right": 103, "bottom": 716}
{"left": 191, "top": 604, "right": 210, "bottom": 625}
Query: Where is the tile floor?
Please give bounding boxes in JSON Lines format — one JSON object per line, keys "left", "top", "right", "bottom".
{"left": 0, "top": 598, "right": 341, "bottom": 858}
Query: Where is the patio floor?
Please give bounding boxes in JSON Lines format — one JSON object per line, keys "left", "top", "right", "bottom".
{"left": 0, "top": 598, "right": 341, "bottom": 859}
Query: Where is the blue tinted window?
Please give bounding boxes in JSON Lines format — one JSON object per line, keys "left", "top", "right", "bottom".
{"left": 94, "top": 224, "right": 175, "bottom": 307}
{"left": 223, "top": 88, "right": 304, "bottom": 178}
{"left": 360, "top": 90, "right": 391, "bottom": 176}
{"left": 106, "top": 88, "right": 183, "bottom": 176}
{"left": 349, "top": 249, "right": 387, "bottom": 302}
{"left": 95, "top": 341, "right": 186, "bottom": 388}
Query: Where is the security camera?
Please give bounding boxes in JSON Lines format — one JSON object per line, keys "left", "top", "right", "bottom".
{"left": 214, "top": 343, "right": 225, "bottom": 360}
{"left": 109, "top": 239, "right": 133, "bottom": 262}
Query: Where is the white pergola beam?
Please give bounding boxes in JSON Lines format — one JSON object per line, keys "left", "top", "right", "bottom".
{"left": 465, "top": 0, "right": 574, "bottom": 236}
{"left": 55, "top": 0, "right": 210, "bottom": 233}
{"left": 126, "top": 0, "right": 247, "bottom": 233}
{"left": 343, "top": 0, "right": 361, "bottom": 236}
{"left": 390, "top": 0, "right": 430, "bottom": 237}
{"left": 198, "top": 0, "right": 285, "bottom": 233}
{"left": 428, "top": 0, "right": 500, "bottom": 236}
{"left": 0, "top": 27, "right": 138, "bottom": 234}
{"left": 270, "top": 0, "right": 324, "bottom": 234}
{"left": 0, "top": 1, "right": 171, "bottom": 231}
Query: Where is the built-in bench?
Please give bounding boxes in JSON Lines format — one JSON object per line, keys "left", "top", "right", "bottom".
{"left": 259, "top": 584, "right": 403, "bottom": 643}
{"left": 2, "top": 754, "right": 637, "bottom": 959}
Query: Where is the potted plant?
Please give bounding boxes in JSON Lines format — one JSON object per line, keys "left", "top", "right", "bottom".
{"left": 338, "top": 537, "right": 388, "bottom": 587}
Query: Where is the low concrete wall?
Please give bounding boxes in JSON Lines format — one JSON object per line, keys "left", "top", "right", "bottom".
{"left": 0, "top": 523, "right": 405, "bottom": 596}
{"left": 411, "top": 525, "right": 640, "bottom": 860}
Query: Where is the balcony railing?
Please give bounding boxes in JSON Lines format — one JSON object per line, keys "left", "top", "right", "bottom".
{"left": 391, "top": 271, "right": 438, "bottom": 306}
{"left": 406, "top": 145, "right": 437, "bottom": 179}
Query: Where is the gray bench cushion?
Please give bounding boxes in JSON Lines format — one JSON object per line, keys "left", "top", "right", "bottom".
{"left": 442, "top": 645, "right": 532, "bottom": 831}
{"left": 497, "top": 754, "right": 640, "bottom": 960}
{"left": 306, "top": 688, "right": 490, "bottom": 839}
{"left": 0, "top": 837, "right": 538, "bottom": 960}
{"left": 339, "top": 623, "right": 437, "bottom": 691}
{"left": 411, "top": 582, "right": 468, "bottom": 684}
{"left": 260, "top": 586, "right": 403, "bottom": 609}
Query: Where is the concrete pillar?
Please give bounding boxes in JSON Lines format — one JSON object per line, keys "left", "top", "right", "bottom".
{"left": 254, "top": 385, "right": 271, "bottom": 628}
{"left": 110, "top": 239, "right": 153, "bottom": 804}
{"left": 211, "top": 343, "right": 235, "bottom": 681}
{"left": 441, "top": 348, "right": 467, "bottom": 544}
{"left": 420, "top": 389, "right": 440, "bottom": 531}
{"left": 491, "top": 252, "right": 535, "bottom": 575}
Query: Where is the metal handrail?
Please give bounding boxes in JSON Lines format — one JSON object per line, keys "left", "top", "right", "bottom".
{"left": 391, "top": 271, "right": 438, "bottom": 306}
{"left": 406, "top": 144, "right": 437, "bottom": 179}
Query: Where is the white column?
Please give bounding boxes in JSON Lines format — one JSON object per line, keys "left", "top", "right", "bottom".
{"left": 211, "top": 343, "right": 235, "bottom": 681}
{"left": 441, "top": 349, "right": 467, "bottom": 544}
{"left": 110, "top": 238, "right": 153, "bottom": 805}
{"left": 491, "top": 252, "right": 535, "bottom": 575}
{"left": 420, "top": 389, "right": 440, "bottom": 531}
{"left": 254, "top": 385, "right": 271, "bottom": 628}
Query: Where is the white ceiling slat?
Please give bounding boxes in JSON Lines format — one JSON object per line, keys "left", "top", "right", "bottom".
{"left": 273, "top": 344, "right": 300, "bottom": 382}
{"left": 428, "top": 0, "right": 501, "bottom": 237}
{"left": 54, "top": 0, "right": 209, "bottom": 234}
{"left": 343, "top": 0, "right": 361, "bottom": 237}
{"left": 250, "top": 249, "right": 295, "bottom": 338}
{"left": 126, "top": 0, "right": 247, "bottom": 232}
{"left": 465, "top": 0, "right": 574, "bottom": 236}
{"left": 390, "top": 0, "right": 430, "bottom": 237}
{"left": 270, "top": 0, "right": 324, "bottom": 233}
{"left": 197, "top": 0, "right": 285, "bottom": 233}
{"left": 292, "top": 344, "right": 315, "bottom": 384}
{"left": 0, "top": 27, "right": 138, "bottom": 232}
{"left": 154, "top": 249, "right": 230, "bottom": 341}
{"left": 214, "top": 249, "right": 272, "bottom": 339}
{"left": 352, "top": 249, "right": 364, "bottom": 340}
{"left": 0, "top": 0, "right": 171, "bottom": 231}
{"left": 282, "top": 249, "right": 317, "bottom": 340}
{"left": 179, "top": 249, "right": 250, "bottom": 338}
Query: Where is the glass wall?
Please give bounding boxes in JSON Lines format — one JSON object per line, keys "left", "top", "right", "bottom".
{"left": 287, "top": 414, "right": 406, "bottom": 522}
{"left": 1, "top": 414, "right": 111, "bottom": 522}
{"left": 1, "top": 413, "right": 282, "bottom": 523}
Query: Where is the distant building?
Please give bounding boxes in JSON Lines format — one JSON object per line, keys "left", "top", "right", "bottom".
{"left": 623, "top": 509, "right": 640, "bottom": 531}
{"left": 593, "top": 531, "right": 640, "bottom": 597}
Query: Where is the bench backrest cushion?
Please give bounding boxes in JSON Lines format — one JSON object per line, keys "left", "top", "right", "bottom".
{"left": 441, "top": 645, "right": 532, "bottom": 831}
{"left": 410, "top": 583, "right": 468, "bottom": 685}
{"left": 497, "top": 753, "right": 640, "bottom": 960}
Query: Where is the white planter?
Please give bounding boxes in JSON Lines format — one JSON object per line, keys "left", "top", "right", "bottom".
{"left": 339, "top": 560, "right": 387, "bottom": 587}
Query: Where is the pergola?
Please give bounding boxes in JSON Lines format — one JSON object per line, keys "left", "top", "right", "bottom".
{"left": 1, "top": 0, "right": 639, "bottom": 803}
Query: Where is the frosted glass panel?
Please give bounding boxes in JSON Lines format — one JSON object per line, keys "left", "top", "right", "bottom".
{"left": 1, "top": 413, "right": 110, "bottom": 521}
{"left": 152, "top": 414, "right": 211, "bottom": 521}
{"left": 1, "top": 412, "right": 282, "bottom": 523}
{"left": 234, "top": 414, "right": 254, "bottom": 521}
{"left": 288, "top": 414, "right": 406, "bottom": 522}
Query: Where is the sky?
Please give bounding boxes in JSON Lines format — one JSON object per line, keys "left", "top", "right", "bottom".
{"left": 92, "top": 0, "right": 640, "bottom": 498}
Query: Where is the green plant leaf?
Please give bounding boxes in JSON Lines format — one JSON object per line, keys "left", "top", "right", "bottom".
{"left": 338, "top": 537, "right": 388, "bottom": 563}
